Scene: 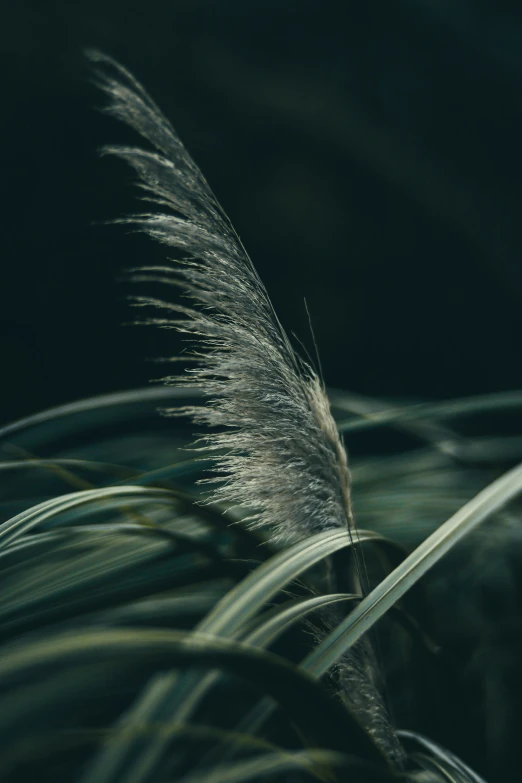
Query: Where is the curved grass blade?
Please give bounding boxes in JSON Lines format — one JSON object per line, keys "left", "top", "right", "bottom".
{"left": 1, "top": 461, "right": 266, "bottom": 560}
{"left": 0, "top": 530, "right": 189, "bottom": 611}
{"left": 110, "top": 483, "right": 271, "bottom": 558}
{"left": 0, "top": 485, "right": 181, "bottom": 549}
{"left": 79, "top": 529, "right": 380, "bottom": 783}
{"left": 411, "top": 753, "right": 468, "bottom": 783}
{"left": 218, "top": 463, "right": 522, "bottom": 750}
{"left": 0, "top": 561, "right": 227, "bottom": 643}
{"left": 0, "top": 628, "right": 385, "bottom": 764}
{"left": 200, "top": 599, "right": 448, "bottom": 771}
{"left": 197, "top": 529, "right": 358, "bottom": 637}
{"left": 398, "top": 731, "right": 487, "bottom": 783}
{"left": 112, "top": 459, "right": 212, "bottom": 487}
{"left": 334, "top": 389, "right": 522, "bottom": 435}
{"left": 187, "top": 593, "right": 359, "bottom": 773}
{"left": 0, "top": 721, "right": 298, "bottom": 779}
{"left": 0, "top": 386, "right": 200, "bottom": 444}
{"left": 241, "top": 593, "right": 359, "bottom": 648}
{"left": 0, "top": 458, "right": 136, "bottom": 481}
{"left": 91, "top": 583, "right": 230, "bottom": 629}
{"left": 171, "top": 586, "right": 443, "bottom": 776}
{"left": 0, "top": 521, "right": 241, "bottom": 640}
{"left": 303, "top": 462, "right": 522, "bottom": 677}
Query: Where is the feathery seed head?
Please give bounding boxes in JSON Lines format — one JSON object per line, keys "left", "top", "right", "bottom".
{"left": 89, "top": 50, "right": 354, "bottom": 544}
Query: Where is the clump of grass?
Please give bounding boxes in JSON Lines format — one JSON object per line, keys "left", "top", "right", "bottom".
{"left": 0, "top": 52, "right": 520, "bottom": 783}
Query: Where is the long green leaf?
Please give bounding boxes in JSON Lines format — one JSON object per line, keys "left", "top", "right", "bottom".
{"left": 0, "top": 458, "right": 135, "bottom": 480}
{"left": 79, "top": 528, "right": 374, "bottom": 783}
{"left": 0, "top": 628, "right": 384, "bottom": 763}
{"left": 159, "top": 592, "right": 361, "bottom": 770}
{"left": 332, "top": 389, "right": 522, "bottom": 433}
{"left": 398, "top": 731, "right": 487, "bottom": 783}
{"left": 242, "top": 593, "right": 358, "bottom": 648}
{"left": 0, "top": 386, "right": 198, "bottom": 442}
{"left": 0, "top": 721, "right": 292, "bottom": 778}
{"left": 219, "top": 463, "right": 522, "bottom": 752}
{"left": 0, "top": 485, "right": 179, "bottom": 549}
{"left": 303, "top": 462, "right": 522, "bottom": 677}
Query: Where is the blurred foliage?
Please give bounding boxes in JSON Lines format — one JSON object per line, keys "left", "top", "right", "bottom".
{"left": 0, "top": 387, "right": 521, "bottom": 780}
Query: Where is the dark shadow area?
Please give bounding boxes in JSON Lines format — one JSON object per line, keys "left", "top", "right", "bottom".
{"left": 2, "top": 0, "right": 522, "bottom": 424}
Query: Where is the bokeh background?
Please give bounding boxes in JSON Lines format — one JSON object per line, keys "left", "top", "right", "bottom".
{"left": 2, "top": 0, "right": 522, "bottom": 422}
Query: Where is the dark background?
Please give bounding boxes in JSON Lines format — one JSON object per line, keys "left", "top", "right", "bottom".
{"left": 2, "top": 0, "right": 522, "bottom": 424}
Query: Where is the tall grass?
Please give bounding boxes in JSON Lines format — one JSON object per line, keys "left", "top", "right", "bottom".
{"left": 0, "top": 53, "right": 519, "bottom": 782}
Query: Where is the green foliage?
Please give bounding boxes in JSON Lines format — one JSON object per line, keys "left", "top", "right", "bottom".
{"left": 0, "top": 386, "right": 519, "bottom": 781}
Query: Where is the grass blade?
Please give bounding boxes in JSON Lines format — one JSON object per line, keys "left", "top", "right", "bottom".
{"left": 398, "top": 731, "right": 487, "bottom": 783}
{"left": 0, "top": 628, "right": 385, "bottom": 764}
{"left": 79, "top": 528, "right": 377, "bottom": 783}
{"left": 303, "top": 462, "right": 522, "bottom": 677}
{"left": 0, "top": 486, "right": 179, "bottom": 549}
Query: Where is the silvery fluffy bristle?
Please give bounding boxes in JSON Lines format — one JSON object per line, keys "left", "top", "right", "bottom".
{"left": 88, "top": 50, "right": 354, "bottom": 545}
{"left": 89, "top": 50, "right": 403, "bottom": 764}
